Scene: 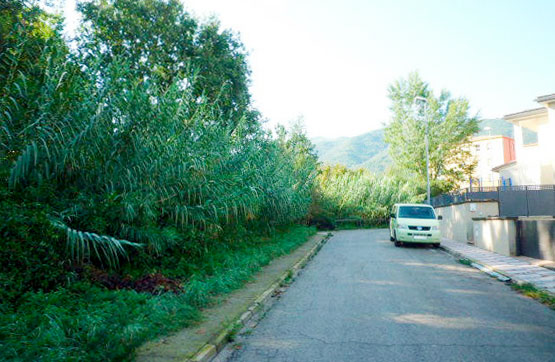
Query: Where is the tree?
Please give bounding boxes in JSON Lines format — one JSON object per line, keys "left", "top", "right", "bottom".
{"left": 77, "top": 0, "right": 254, "bottom": 129}
{"left": 193, "top": 20, "right": 255, "bottom": 127}
{"left": 384, "top": 72, "right": 479, "bottom": 192}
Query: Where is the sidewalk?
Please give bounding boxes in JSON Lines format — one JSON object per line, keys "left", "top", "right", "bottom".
{"left": 441, "top": 238, "right": 555, "bottom": 295}
{"left": 135, "top": 232, "right": 330, "bottom": 362}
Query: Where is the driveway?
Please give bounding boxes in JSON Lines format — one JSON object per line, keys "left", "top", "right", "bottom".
{"left": 225, "top": 229, "right": 555, "bottom": 362}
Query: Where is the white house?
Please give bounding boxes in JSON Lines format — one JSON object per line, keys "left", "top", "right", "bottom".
{"left": 467, "top": 135, "right": 515, "bottom": 188}
{"left": 493, "top": 93, "right": 555, "bottom": 186}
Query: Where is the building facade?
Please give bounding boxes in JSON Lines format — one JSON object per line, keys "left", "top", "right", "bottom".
{"left": 493, "top": 93, "right": 555, "bottom": 186}
{"left": 467, "top": 135, "right": 515, "bottom": 188}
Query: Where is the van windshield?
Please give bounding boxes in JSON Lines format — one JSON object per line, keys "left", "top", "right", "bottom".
{"left": 398, "top": 206, "right": 436, "bottom": 219}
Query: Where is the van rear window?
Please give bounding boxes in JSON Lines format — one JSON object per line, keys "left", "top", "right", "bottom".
{"left": 398, "top": 206, "right": 436, "bottom": 219}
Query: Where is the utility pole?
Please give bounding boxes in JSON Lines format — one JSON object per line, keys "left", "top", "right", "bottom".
{"left": 415, "top": 96, "right": 431, "bottom": 205}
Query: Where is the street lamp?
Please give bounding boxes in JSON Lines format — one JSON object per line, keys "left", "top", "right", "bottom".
{"left": 415, "top": 96, "right": 431, "bottom": 205}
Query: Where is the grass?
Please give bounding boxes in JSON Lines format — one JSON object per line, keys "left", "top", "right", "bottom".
{"left": 0, "top": 225, "right": 316, "bottom": 361}
{"left": 511, "top": 283, "right": 555, "bottom": 310}
{"left": 226, "top": 322, "right": 243, "bottom": 342}
{"left": 283, "top": 270, "right": 294, "bottom": 284}
{"left": 458, "top": 258, "right": 472, "bottom": 266}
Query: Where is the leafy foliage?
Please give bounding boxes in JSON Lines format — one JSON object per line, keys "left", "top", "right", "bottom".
{"left": 1, "top": 0, "right": 318, "bottom": 276}
{"left": 309, "top": 165, "right": 423, "bottom": 228}
{"left": 50, "top": 217, "right": 142, "bottom": 269}
{"left": 385, "top": 72, "right": 479, "bottom": 191}
{"left": 0, "top": 2, "right": 313, "bottom": 360}
{"left": 0, "top": 183, "right": 67, "bottom": 305}
{"left": 77, "top": 0, "right": 255, "bottom": 128}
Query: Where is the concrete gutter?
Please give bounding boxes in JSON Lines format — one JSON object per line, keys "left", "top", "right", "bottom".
{"left": 189, "top": 232, "right": 332, "bottom": 362}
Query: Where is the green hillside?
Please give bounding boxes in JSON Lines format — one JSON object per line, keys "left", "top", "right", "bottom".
{"left": 475, "top": 118, "right": 537, "bottom": 143}
{"left": 357, "top": 148, "right": 391, "bottom": 172}
{"left": 313, "top": 118, "right": 528, "bottom": 173}
{"left": 475, "top": 118, "right": 513, "bottom": 138}
{"left": 313, "top": 129, "right": 389, "bottom": 173}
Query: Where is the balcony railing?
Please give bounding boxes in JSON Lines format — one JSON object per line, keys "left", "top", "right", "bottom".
{"left": 431, "top": 185, "right": 555, "bottom": 217}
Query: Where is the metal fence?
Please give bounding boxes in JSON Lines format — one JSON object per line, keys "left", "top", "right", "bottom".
{"left": 431, "top": 185, "right": 555, "bottom": 217}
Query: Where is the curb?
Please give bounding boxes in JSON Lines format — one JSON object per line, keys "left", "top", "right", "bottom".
{"left": 188, "top": 232, "right": 332, "bottom": 362}
{"left": 439, "top": 244, "right": 554, "bottom": 295}
{"left": 439, "top": 244, "right": 513, "bottom": 281}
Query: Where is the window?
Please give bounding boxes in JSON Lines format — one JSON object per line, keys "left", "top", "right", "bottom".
{"left": 523, "top": 127, "right": 538, "bottom": 145}
{"left": 398, "top": 206, "right": 436, "bottom": 219}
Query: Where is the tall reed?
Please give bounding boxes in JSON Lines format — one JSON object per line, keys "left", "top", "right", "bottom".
{"left": 310, "top": 165, "right": 423, "bottom": 226}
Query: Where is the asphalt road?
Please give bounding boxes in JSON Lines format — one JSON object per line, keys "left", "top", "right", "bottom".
{"left": 226, "top": 229, "right": 555, "bottom": 362}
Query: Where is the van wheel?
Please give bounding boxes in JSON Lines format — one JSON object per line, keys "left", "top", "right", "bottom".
{"left": 390, "top": 235, "right": 394, "bottom": 242}
{"left": 394, "top": 241, "right": 402, "bottom": 247}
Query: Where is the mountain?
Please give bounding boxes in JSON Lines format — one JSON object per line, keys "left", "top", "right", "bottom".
{"left": 313, "top": 129, "right": 390, "bottom": 173}
{"left": 475, "top": 118, "right": 537, "bottom": 143}
{"left": 313, "top": 118, "right": 525, "bottom": 173}
{"left": 475, "top": 118, "right": 513, "bottom": 138}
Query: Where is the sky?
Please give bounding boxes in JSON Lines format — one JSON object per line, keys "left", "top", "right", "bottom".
{"left": 56, "top": 0, "right": 555, "bottom": 138}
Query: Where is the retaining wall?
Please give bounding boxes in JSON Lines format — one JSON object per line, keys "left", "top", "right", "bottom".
{"left": 435, "top": 201, "right": 499, "bottom": 243}
{"left": 472, "top": 217, "right": 517, "bottom": 256}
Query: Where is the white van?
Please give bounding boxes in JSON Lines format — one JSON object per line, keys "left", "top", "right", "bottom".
{"left": 389, "top": 203, "right": 442, "bottom": 247}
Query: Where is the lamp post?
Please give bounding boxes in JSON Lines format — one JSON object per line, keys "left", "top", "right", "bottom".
{"left": 415, "top": 96, "right": 431, "bottom": 205}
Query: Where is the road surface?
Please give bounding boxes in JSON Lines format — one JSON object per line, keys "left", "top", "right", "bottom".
{"left": 226, "top": 229, "right": 555, "bottom": 362}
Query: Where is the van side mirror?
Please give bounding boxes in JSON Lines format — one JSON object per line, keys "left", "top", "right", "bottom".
{"left": 437, "top": 215, "right": 443, "bottom": 220}
{"left": 390, "top": 213, "right": 396, "bottom": 218}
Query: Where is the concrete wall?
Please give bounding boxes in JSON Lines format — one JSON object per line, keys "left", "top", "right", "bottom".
{"left": 517, "top": 217, "right": 555, "bottom": 261}
{"left": 473, "top": 218, "right": 517, "bottom": 256}
{"left": 435, "top": 201, "right": 499, "bottom": 243}
{"left": 436, "top": 201, "right": 554, "bottom": 259}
